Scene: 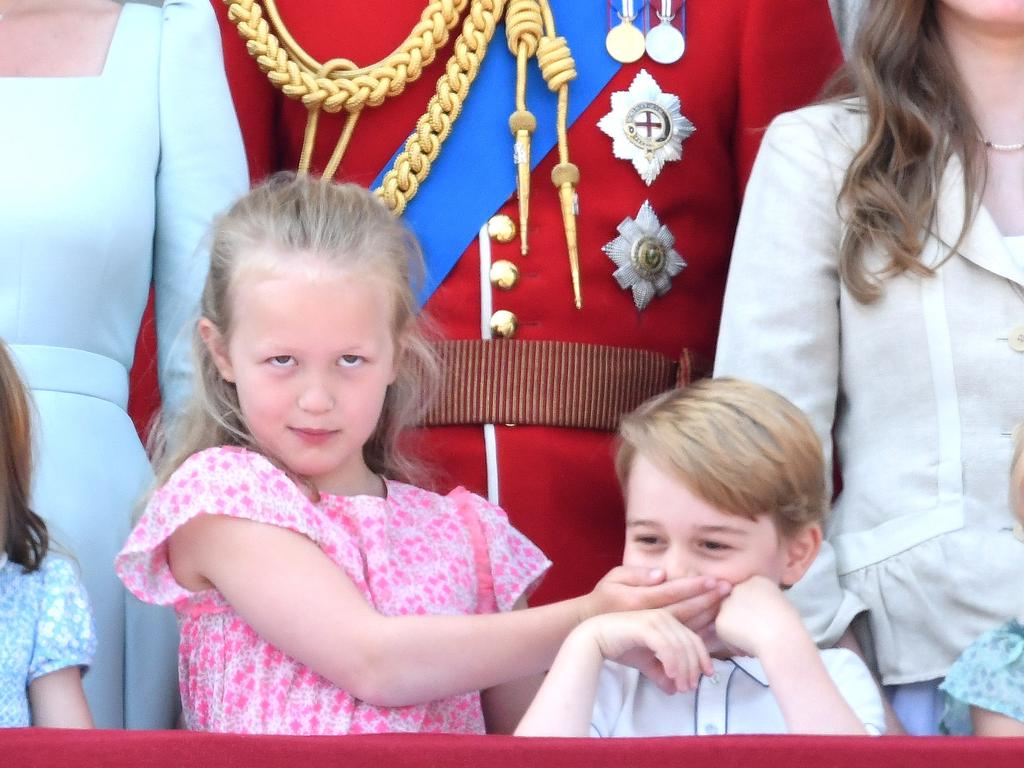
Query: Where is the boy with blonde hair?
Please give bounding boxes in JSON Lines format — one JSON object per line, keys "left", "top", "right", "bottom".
{"left": 516, "top": 378, "right": 885, "bottom": 736}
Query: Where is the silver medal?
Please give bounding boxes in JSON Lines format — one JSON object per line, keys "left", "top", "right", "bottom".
{"left": 603, "top": 200, "right": 686, "bottom": 311}
{"left": 645, "top": 1, "right": 686, "bottom": 64}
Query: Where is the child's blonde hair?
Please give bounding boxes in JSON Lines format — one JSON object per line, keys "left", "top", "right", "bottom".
{"left": 153, "top": 174, "right": 438, "bottom": 490}
{"left": 615, "top": 378, "right": 826, "bottom": 537}
{"left": 0, "top": 340, "right": 49, "bottom": 570}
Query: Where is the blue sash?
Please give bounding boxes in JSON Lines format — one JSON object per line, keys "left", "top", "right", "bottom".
{"left": 371, "top": 2, "right": 620, "bottom": 302}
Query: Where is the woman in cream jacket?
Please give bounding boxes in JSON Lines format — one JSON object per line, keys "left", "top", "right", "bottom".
{"left": 715, "top": 0, "right": 1024, "bottom": 735}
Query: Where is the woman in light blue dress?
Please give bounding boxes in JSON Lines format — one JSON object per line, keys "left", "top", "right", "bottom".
{"left": 0, "top": 0, "right": 247, "bottom": 727}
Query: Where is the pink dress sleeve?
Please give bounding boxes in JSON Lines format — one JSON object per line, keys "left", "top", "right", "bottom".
{"left": 115, "top": 446, "right": 322, "bottom": 606}
{"left": 447, "top": 488, "right": 551, "bottom": 612}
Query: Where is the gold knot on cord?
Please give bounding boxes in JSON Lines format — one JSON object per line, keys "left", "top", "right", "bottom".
{"left": 223, "top": 0, "right": 583, "bottom": 308}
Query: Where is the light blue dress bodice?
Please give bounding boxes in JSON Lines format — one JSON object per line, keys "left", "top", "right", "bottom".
{"left": 0, "top": 555, "right": 97, "bottom": 728}
{"left": 940, "top": 619, "right": 1024, "bottom": 735}
{"left": 0, "top": 0, "right": 247, "bottom": 727}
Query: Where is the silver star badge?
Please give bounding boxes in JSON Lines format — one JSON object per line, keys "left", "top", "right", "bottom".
{"left": 597, "top": 69, "right": 695, "bottom": 186}
{"left": 603, "top": 200, "right": 686, "bottom": 311}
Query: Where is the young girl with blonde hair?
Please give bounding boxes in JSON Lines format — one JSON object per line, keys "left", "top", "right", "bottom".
{"left": 0, "top": 340, "right": 95, "bottom": 728}
{"left": 115, "top": 174, "right": 728, "bottom": 735}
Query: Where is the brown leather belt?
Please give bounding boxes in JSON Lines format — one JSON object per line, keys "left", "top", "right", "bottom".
{"left": 421, "top": 339, "right": 707, "bottom": 431}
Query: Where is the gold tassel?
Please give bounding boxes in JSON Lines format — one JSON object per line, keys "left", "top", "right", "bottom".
{"left": 506, "top": 0, "right": 542, "bottom": 255}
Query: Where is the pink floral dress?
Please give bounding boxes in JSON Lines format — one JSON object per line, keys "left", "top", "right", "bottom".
{"left": 115, "top": 446, "right": 550, "bottom": 735}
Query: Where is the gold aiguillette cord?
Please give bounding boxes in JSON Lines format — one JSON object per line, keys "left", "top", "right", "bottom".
{"left": 225, "top": 0, "right": 582, "bottom": 307}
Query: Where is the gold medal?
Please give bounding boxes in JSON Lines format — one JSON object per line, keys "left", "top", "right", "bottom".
{"left": 606, "top": 1, "right": 646, "bottom": 63}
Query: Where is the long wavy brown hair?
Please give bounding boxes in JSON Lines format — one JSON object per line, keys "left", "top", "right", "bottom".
{"left": 0, "top": 340, "right": 49, "bottom": 571}
{"left": 837, "top": 0, "right": 983, "bottom": 302}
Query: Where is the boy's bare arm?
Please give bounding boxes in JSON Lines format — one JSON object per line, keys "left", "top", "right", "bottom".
{"left": 716, "top": 577, "right": 869, "bottom": 735}
{"left": 514, "top": 621, "right": 608, "bottom": 736}
{"left": 516, "top": 610, "right": 713, "bottom": 737}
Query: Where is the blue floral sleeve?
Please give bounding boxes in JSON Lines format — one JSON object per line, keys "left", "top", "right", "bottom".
{"left": 940, "top": 619, "right": 1024, "bottom": 735}
{"left": 27, "top": 558, "right": 97, "bottom": 682}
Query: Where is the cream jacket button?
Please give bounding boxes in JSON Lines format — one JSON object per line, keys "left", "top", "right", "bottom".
{"left": 1010, "top": 326, "right": 1024, "bottom": 352}
{"left": 489, "top": 309, "right": 518, "bottom": 338}
{"left": 489, "top": 260, "right": 520, "bottom": 290}
{"left": 487, "top": 214, "right": 517, "bottom": 243}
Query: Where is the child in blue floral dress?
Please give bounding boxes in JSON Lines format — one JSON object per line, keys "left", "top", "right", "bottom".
{"left": 0, "top": 340, "right": 96, "bottom": 728}
{"left": 939, "top": 429, "right": 1024, "bottom": 737}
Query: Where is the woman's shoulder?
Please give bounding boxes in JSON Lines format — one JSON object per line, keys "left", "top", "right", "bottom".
{"left": 766, "top": 99, "right": 868, "bottom": 156}
{"left": 771, "top": 98, "right": 864, "bottom": 127}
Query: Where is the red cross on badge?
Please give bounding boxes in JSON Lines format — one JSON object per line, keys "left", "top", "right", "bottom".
{"left": 598, "top": 69, "right": 695, "bottom": 185}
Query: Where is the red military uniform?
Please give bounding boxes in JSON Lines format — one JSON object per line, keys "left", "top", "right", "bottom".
{"left": 210, "top": 0, "right": 842, "bottom": 604}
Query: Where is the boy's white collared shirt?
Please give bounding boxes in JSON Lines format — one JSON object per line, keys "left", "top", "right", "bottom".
{"left": 590, "top": 648, "right": 885, "bottom": 736}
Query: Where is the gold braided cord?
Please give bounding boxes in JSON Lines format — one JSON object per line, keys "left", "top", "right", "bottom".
{"left": 222, "top": 0, "right": 581, "bottom": 306}
{"left": 504, "top": 0, "right": 579, "bottom": 304}
{"left": 506, "top": 0, "right": 543, "bottom": 255}
{"left": 225, "top": 0, "right": 469, "bottom": 113}
{"left": 536, "top": 1, "right": 580, "bottom": 308}
{"left": 323, "top": 109, "right": 362, "bottom": 181}
{"left": 223, "top": 0, "right": 502, "bottom": 191}
{"left": 378, "top": 0, "right": 507, "bottom": 214}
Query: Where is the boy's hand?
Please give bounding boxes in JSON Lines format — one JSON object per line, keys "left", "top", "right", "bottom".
{"left": 714, "top": 575, "right": 807, "bottom": 658}
{"left": 517, "top": 608, "right": 714, "bottom": 737}
{"left": 585, "top": 566, "right": 731, "bottom": 634}
{"left": 582, "top": 609, "right": 715, "bottom": 693}
{"left": 716, "top": 578, "right": 874, "bottom": 735}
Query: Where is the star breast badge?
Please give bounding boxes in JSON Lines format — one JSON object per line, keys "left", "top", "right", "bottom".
{"left": 603, "top": 200, "right": 686, "bottom": 311}
{"left": 597, "top": 69, "right": 695, "bottom": 186}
